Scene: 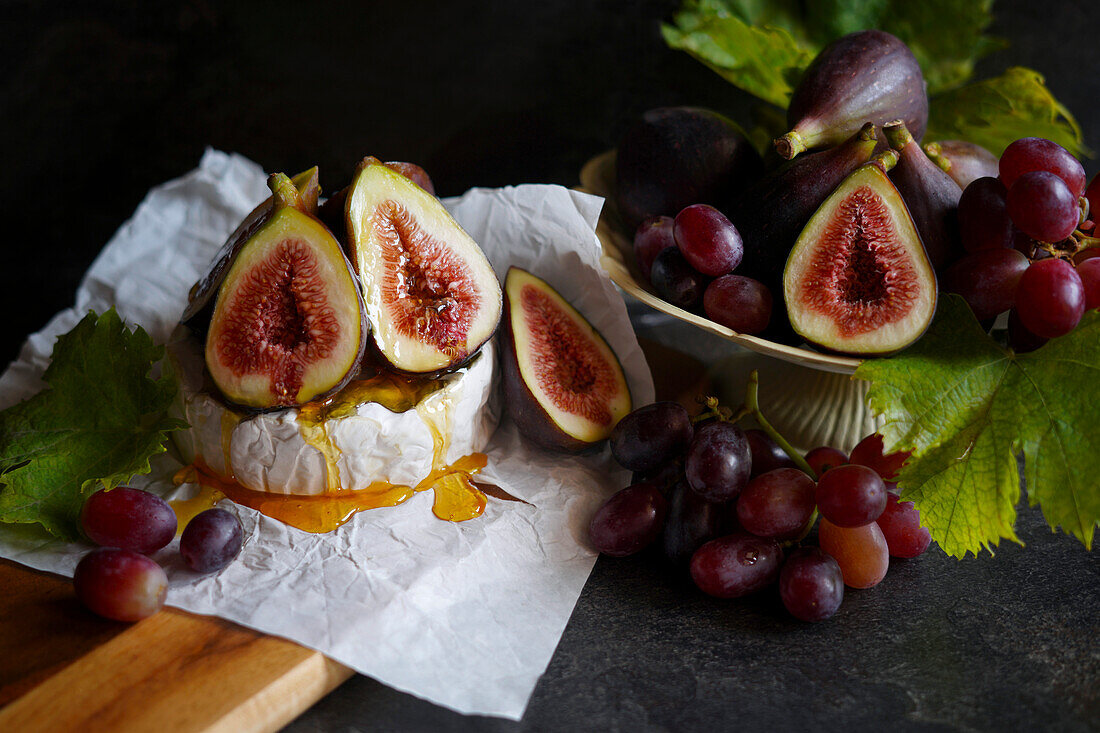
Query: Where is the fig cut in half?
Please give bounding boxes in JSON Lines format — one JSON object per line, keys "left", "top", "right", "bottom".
{"left": 501, "top": 267, "right": 632, "bottom": 453}
{"left": 783, "top": 154, "right": 937, "bottom": 355}
{"left": 346, "top": 158, "right": 502, "bottom": 373}
{"left": 205, "top": 173, "right": 367, "bottom": 410}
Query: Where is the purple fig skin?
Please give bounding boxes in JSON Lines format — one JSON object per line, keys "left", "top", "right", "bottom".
{"left": 924, "top": 140, "right": 999, "bottom": 190}
{"left": 500, "top": 269, "right": 629, "bottom": 454}
{"left": 729, "top": 122, "right": 878, "bottom": 292}
{"left": 884, "top": 120, "right": 963, "bottom": 270}
{"left": 616, "top": 107, "right": 764, "bottom": 231}
{"left": 777, "top": 31, "right": 927, "bottom": 160}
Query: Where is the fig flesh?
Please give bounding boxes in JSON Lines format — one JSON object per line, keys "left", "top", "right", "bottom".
{"left": 784, "top": 154, "right": 937, "bottom": 355}
{"left": 501, "top": 267, "right": 631, "bottom": 453}
{"left": 205, "top": 173, "right": 367, "bottom": 410}
{"left": 923, "top": 140, "right": 999, "bottom": 190}
{"left": 884, "top": 120, "right": 963, "bottom": 270}
{"left": 776, "top": 31, "right": 927, "bottom": 160}
{"left": 731, "top": 122, "right": 878, "bottom": 291}
{"left": 615, "top": 106, "right": 763, "bottom": 231}
{"left": 183, "top": 167, "right": 322, "bottom": 333}
{"left": 345, "top": 158, "right": 501, "bottom": 373}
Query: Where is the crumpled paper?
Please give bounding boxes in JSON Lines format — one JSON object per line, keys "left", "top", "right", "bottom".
{"left": 0, "top": 150, "right": 653, "bottom": 720}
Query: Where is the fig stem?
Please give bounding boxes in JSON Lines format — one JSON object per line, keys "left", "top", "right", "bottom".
{"left": 744, "top": 370, "right": 818, "bottom": 482}
{"left": 774, "top": 131, "right": 807, "bottom": 160}
{"left": 869, "top": 149, "right": 900, "bottom": 174}
{"left": 267, "top": 172, "right": 302, "bottom": 211}
{"left": 923, "top": 142, "right": 952, "bottom": 174}
{"left": 882, "top": 119, "right": 913, "bottom": 151}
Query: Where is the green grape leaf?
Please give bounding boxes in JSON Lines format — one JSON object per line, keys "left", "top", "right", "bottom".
{"left": 661, "top": 8, "right": 811, "bottom": 108}
{"left": 925, "top": 67, "right": 1090, "bottom": 158}
{"left": 855, "top": 296, "right": 1100, "bottom": 558}
{"left": 0, "top": 310, "right": 187, "bottom": 540}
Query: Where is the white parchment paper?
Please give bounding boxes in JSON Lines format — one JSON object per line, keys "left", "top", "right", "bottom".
{"left": 0, "top": 150, "right": 653, "bottom": 720}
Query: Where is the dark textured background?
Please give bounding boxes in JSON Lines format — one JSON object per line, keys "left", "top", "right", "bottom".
{"left": 2, "top": 1, "right": 1099, "bottom": 730}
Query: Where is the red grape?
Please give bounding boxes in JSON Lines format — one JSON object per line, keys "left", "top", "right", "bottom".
{"left": 818, "top": 518, "right": 889, "bottom": 589}
{"left": 1086, "top": 172, "right": 1100, "bottom": 223}
{"left": 779, "top": 547, "right": 844, "bottom": 621}
{"left": 633, "top": 216, "right": 676, "bottom": 282}
{"left": 1008, "top": 308, "right": 1048, "bottom": 353}
{"left": 848, "top": 433, "right": 911, "bottom": 482}
{"left": 1077, "top": 258, "right": 1100, "bottom": 311}
{"left": 673, "top": 204, "right": 743, "bottom": 276}
{"left": 815, "top": 464, "right": 887, "bottom": 527}
{"left": 80, "top": 487, "right": 177, "bottom": 555}
{"left": 1006, "top": 171, "right": 1079, "bottom": 243}
{"left": 588, "top": 483, "right": 668, "bottom": 557}
{"left": 650, "top": 247, "right": 707, "bottom": 310}
{"left": 736, "top": 468, "right": 816, "bottom": 540}
{"left": 702, "top": 275, "right": 772, "bottom": 334}
{"left": 958, "top": 177, "right": 1015, "bottom": 253}
{"left": 610, "top": 401, "right": 693, "bottom": 472}
{"left": 662, "top": 479, "right": 721, "bottom": 563}
{"left": 999, "top": 137, "right": 1087, "bottom": 197}
{"left": 805, "top": 446, "right": 848, "bottom": 476}
{"left": 180, "top": 508, "right": 243, "bottom": 573}
{"left": 876, "top": 494, "right": 932, "bottom": 558}
{"left": 1015, "top": 258, "right": 1086, "bottom": 338}
{"left": 73, "top": 548, "right": 167, "bottom": 622}
{"left": 689, "top": 533, "right": 782, "bottom": 598}
{"left": 684, "top": 421, "right": 752, "bottom": 502}
{"left": 744, "top": 429, "right": 795, "bottom": 477}
{"left": 942, "top": 248, "right": 1030, "bottom": 322}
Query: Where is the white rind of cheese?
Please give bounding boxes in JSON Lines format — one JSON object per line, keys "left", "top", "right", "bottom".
{"left": 169, "top": 328, "right": 500, "bottom": 496}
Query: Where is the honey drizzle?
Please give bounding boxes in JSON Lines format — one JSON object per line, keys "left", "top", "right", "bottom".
{"left": 169, "top": 465, "right": 225, "bottom": 535}
{"left": 179, "top": 370, "right": 487, "bottom": 533}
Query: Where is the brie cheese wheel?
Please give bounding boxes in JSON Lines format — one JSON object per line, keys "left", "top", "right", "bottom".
{"left": 169, "top": 329, "right": 499, "bottom": 496}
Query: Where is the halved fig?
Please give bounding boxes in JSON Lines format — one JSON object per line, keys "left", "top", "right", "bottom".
{"left": 783, "top": 153, "right": 937, "bottom": 355}
{"left": 205, "top": 173, "right": 366, "bottom": 409}
{"left": 501, "top": 267, "right": 632, "bottom": 452}
{"left": 183, "top": 166, "right": 322, "bottom": 332}
{"left": 345, "top": 157, "right": 501, "bottom": 373}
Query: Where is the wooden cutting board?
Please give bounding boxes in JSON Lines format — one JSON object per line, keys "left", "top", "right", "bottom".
{"left": 0, "top": 339, "right": 707, "bottom": 733}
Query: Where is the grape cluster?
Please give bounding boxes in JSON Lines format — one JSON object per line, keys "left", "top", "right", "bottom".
{"left": 590, "top": 401, "right": 932, "bottom": 622}
{"left": 74, "top": 487, "right": 243, "bottom": 622}
{"left": 634, "top": 206, "right": 773, "bottom": 334}
{"left": 947, "top": 137, "right": 1100, "bottom": 350}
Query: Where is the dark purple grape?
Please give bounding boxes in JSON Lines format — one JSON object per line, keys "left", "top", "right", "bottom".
{"left": 662, "top": 479, "right": 721, "bottom": 563}
{"left": 588, "top": 483, "right": 668, "bottom": 557}
{"left": 1006, "top": 171, "right": 1079, "bottom": 243}
{"left": 180, "top": 508, "right": 243, "bottom": 573}
{"left": 958, "top": 177, "right": 1015, "bottom": 253}
{"left": 942, "top": 248, "right": 1030, "bottom": 321}
{"left": 73, "top": 548, "right": 167, "bottom": 622}
{"left": 610, "top": 401, "right": 693, "bottom": 472}
{"left": 1086, "top": 171, "right": 1100, "bottom": 224}
{"left": 1078, "top": 258, "right": 1100, "bottom": 311}
{"left": 1008, "top": 308, "right": 1048, "bottom": 353}
{"left": 632, "top": 460, "right": 682, "bottom": 497}
{"left": 1015, "top": 258, "right": 1086, "bottom": 338}
{"left": 805, "top": 446, "right": 848, "bottom": 476}
{"left": 633, "top": 215, "right": 676, "bottom": 283}
{"left": 80, "top": 487, "right": 177, "bottom": 555}
{"left": 673, "top": 204, "right": 743, "bottom": 276}
{"left": 815, "top": 464, "right": 887, "bottom": 528}
{"left": 684, "top": 421, "right": 751, "bottom": 502}
{"left": 702, "top": 275, "right": 772, "bottom": 334}
{"left": 779, "top": 547, "right": 844, "bottom": 622}
{"left": 690, "top": 533, "right": 782, "bottom": 598}
{"left": 650, "top": 247, "right": 707, "bottom": 310}
{"left": 999, "top": 137, "right": 1087, "bottom": 197}
{"left": 736, "top": 468, "right": 816, "bottom": 540}
{"left": 745, "top": 428, "right": 795, "bottom": 477}
{"left": 876, "top": 493, "right": 932, "bottom": 558}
